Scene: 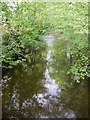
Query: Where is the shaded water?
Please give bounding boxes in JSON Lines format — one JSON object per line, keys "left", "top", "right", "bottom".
{"left": 2, "top": 34, "right": 88, "bottom": 118}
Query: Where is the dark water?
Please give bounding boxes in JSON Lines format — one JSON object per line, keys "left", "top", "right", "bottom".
{"left": 2, "top": 34, "right": 88, "bottom": 118}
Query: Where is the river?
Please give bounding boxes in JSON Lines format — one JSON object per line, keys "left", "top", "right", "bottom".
{"left": 2, "top": 34, "right": 88, "bottom": 118}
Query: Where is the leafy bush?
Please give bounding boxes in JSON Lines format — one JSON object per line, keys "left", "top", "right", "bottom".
{"left": 49, "top": 2, "right": 89, "bottom": 83}
{"left": 1, "top": 2, "right": 49, "bottom": 68}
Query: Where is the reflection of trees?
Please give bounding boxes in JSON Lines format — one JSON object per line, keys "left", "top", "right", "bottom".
{"left": 2, "top": 57, "right": 46, "bottom": 117}
{"left": 50, "top": 55, "right": 88, "bottom": 117}
{"left": 50, "top": 46, "right": 71, "bottom": 89}
{"left": 49, "top": 38, "right": 88, "bottom": 118}
{"left": 50, "top": 54, "right": 88, "bottom": 117}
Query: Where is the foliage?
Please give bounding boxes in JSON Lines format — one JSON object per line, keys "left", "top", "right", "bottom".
{"left": 49, "top": 2, "right": 89, "bottom": 83}
{"left": 1, "top": 1, "right": 89, "bottom": 83}
{"left": 1, "top": 2, "right": 49, "bottom": 68}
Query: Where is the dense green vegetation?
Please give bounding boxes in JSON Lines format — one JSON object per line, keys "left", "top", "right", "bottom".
{"left": 1, "top": 2, "right": 49, "bottom": 68}
{"left": 48, "top": 2, "right": 89, "bottom": 83}
{"left": 1, "top": 1, "right": 89, "bottom": 83}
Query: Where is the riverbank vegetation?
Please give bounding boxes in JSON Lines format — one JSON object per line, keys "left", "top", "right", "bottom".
{"left": 49, "top": 2, "right": 89, "bottom": 83}
{"left": 1, "top": 2, "right": 49, "bottom": 69}
{"left": 1, "top": 1, "right": 89, "bottom": 83}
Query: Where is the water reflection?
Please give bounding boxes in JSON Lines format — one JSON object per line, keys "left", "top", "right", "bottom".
{"left": 10, "top": 84, "right": 20, "bottom": 111}
{"left": 2, "top": 34, "right": 88, "bottom": 118}
{"left": 21, "top": 99, "right": 36, "bottom": 109}
{"left": 44, "top": 68, "right": 61, "bottom": 97}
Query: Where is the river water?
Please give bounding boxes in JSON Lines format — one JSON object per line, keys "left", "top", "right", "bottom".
{"left": 2, "top": 34, "right": 88, "bottom": 118}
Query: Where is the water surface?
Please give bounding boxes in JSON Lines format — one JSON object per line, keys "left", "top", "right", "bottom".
{"left": 2, "top": 34, "right": 88, "bottom": 118}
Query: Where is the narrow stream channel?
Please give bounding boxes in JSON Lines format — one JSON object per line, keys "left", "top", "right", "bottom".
{"left": 2, "top": 34, "right": 88, "bottom": 118}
